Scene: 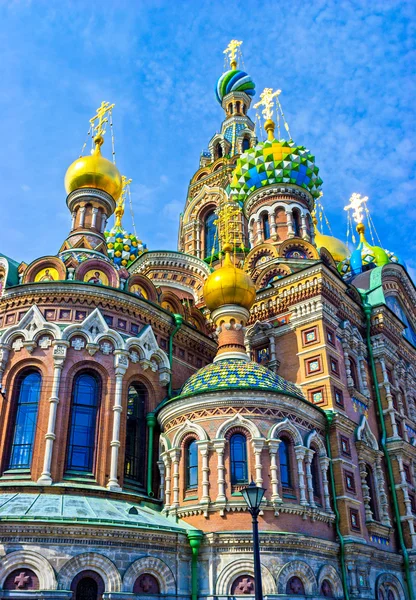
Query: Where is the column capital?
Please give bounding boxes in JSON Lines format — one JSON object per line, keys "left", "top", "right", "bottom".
{"left": 267, "top": 438, "right": 281, "bottom": 453}
{"left": 212, "top": 438, "right": 226, "bottom": 453}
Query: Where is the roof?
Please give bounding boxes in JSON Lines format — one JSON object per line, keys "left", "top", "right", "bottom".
{"left": 0, "top": 252, "right": 20, "bottom": 287}
{"left": 0, "top": 492, "right": 193, "bottom": 533}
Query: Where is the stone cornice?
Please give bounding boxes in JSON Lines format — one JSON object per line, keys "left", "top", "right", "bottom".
{"left": 129, "top": 251, "right": 210, "bottom": 278}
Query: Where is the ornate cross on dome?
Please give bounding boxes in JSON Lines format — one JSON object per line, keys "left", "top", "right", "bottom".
{"left": 254, "top": 87, "right": 281, "bottom": 121}
{"left": 344, "top": 192, "right": 368, "bottom": 224}
{"left": 89, "top": 101, "right": 115, "bottom": 139}
{"left": 114, "top": 175, "right": 132, "bottom": 228}
{"left": 224, "top": 39, "right": 242, "bottom": 69}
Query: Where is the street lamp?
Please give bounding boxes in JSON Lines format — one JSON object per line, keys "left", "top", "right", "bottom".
{"left": 241, "top": 481, "right": 266, "bottom": 600}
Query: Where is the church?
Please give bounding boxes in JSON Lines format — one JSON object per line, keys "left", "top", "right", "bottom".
{"left": 0, "top": 41, "right": 415, "bottom": 600}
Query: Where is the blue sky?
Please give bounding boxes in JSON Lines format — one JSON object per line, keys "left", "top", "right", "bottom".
{"left": 0, "top": 1, "right": 415, "bottom": 279}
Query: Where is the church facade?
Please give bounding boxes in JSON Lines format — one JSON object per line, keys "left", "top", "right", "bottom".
{"left": 0, "top": 44, "right": 415, "bottom": 600}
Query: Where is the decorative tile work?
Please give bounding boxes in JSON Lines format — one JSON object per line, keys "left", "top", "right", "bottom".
{"left": 305, "top": 355, "right": 323, "bottom": 376}
{"left": 230, "top": 139, "right": 323, "bottom": 203}
{"left": 302, "top": 326, "right": 319, "bottom": 346}
{"left": 369, "top": 534, "right": 390, "bottom": 546}
{"left": 180, "top": 358, "right": 304, "bottom": 399}
{"left": 352, "top": 396, "right": 369, "bottom": 417}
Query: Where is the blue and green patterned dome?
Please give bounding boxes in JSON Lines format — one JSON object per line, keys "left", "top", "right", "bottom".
{"left": 216, "top": 69, "right": 255, "bottom": 104}
{"left": 104, "top": 225, "right": 146, "bottom": 268}
{"left": 179, "top": 358, "right": 304, "bottom": 399}
{"left": 230, "top": 139, "right": 323, "bottom": 203}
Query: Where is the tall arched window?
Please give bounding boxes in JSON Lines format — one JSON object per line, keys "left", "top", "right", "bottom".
{"left": 321, "top": 580, "right": 334, "bottom": 597}
{"left": 365, "top": 464, "right": 379, "bottom": 521}
{"left": 214, "top": 143, "right": 223, "bottom": 160}
{"left": 349, "top": 357, "right": 359, "bottom": 390}
{"left": 292, "top": 209, "right": 301, "bottom": 237}
{"left": 186, "top": 439, "right": 198, "bottom": 489}
{"left": 279, "top": 438, "right": 292, "bottom": 488}
{"left": 242, "top": 137, "right": 250, "bottom": 152}
{"left": 230, "top": 433, "right": 248, "bottom": 485}
{"left": 66, "top": 372, "right": 100, "bottom": 473}
{"left": 311, "top": 451, "right": 321, "bottom": 501}
{"left": 204, "top": 210, "right": 219, "bottom": 258}
{"left": 236, "top": 101, "right": 241, "bottom": 114}
{"left": 8, "top": 370, "right": 41, "bottom": 470}
{"left": 124, "top": 383, "right": 147, "bottom": 486}
{"left": 262, "top": 214, "right": 270, "bottom": 240}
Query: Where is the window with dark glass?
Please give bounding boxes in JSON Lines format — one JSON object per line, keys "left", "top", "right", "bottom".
{"left": 279, "top": 438, "right": 292, "bottom": 488}
{"left": 292, "top": 209, "right": 301, "bottom": 237}
{"left": 242, "top": 137, "right": 250, "bottom": 152}
{"left": 204, "top": 211, "right": 219, "bottom": 258}
{"left": 262, "top": 214, "right": 270, "bottom": 240}
{"left": 230, "top": 433, "right": 248, "bottom": 484}
{"left": 349, "top": 357, "right": 359, "bottom": 389}
{"left": 186, "top": 439, "right": 198, "bottom": 489}
{"left": 365, "top": 464, "right": 379, "bottom": 521}
{"left": 8, "top": 371, "right": 41, "bottom": 469}
{"left": 311, "top": 451, "right": 321, "bottom": 500}
{"left": 66, "top": 372, "right": 100, "bottom": 473}
{"left": 124, "top": 383, "right": 146, "bottom": 485}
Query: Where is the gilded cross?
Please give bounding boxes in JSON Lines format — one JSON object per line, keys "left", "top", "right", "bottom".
{"left": 254, "top": 88, "right": 281, "bottom": 121}
{"left": 224, "top": 39, "right": 242, "bottom": 69}
{"left": 89, "top": 101, "right": 115, "bottom": 138}
{"left": 344, "top": 192, "right": 368, "bottom": 224}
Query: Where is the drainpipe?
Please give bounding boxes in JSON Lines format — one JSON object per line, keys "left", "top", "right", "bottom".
{"left": 361, "top": 298, "right": 415, "bottom": 600}
{"left": 187, "top": 530, "right": 203, "bottom": 600}
{"left": 324, "top": 411, "right": 350, "bottom": 600}
{"left": 168, "top": 313, "right": 183, "bottom": 398}
{"left": 146, "top": 412, "right": 157, "bottom": 497}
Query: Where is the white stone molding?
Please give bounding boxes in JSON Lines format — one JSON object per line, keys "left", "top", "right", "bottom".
{"left": 375, "top": 572, "right": 406, "bottom": 600}
{"left": 169, "top": 448, "right": 181, "bottom": 509}
{"left": 122, "top": 556, "right": 176, "bottom": 593}
{"left": 294, "top": 446, "right": 308, "bottom": 506}
{"left": 356, "top": 415, "right": 378, "bottom": 450}
{"left": 0, "top": 549, "right": 57, "bottom": 589}
{"left": 252, "top": 438, "right": 265, "bottom": 487}
{"left": 304, "top": 448, "right": 316, "bottom": 508}
{"left": 57, "top": 552, "right": 122, "bottom": 591}
{"left": 197, "top": 440, "right": 211, "bottom": 504}
{"left": 78, "top": 205, "right": 86, "bottom": 227}
{"left": 91, "top": 206, "right": 99, "bottom": 229}
{"left": 63, "top": 308, "right": 124, "bottom": 349}
{"left": 317, "top": 564, "right": 343, "bottom": 598}
{"left": 215, "top": 413, "right": 262, "bottom": 440}
{"left": 0, "top": 304, "right": 61, "bottom": 347}
{"left": 267, "top": 438, "right": 282, "bottom": 504}
{"left": 268, "top": 418, "right": 303, "bottom": 446}
{"left": 38, "top": 340, "right": 69, "bottom": 485}
{"left": 171, "top": 419, "right": 209, "bottom": 448}
{"left": 276, "top": 560, "right": 317, "bottom": 595}
{"left": 161, "top": 452, "right": 172, "bottom": 510}
{"left": 215, "top": 558, "right": 276, "bottom": 595}
{"left": 157, "top": 458, "right": 165, "bottom": 501}
{"left": 212, "top": 439, "right": 226, "bottom": 504}
{"left": 107, "top": 350, "right": 129, "bottom": 491}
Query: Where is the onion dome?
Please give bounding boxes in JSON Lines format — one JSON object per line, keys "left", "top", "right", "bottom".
{"left": 215, "top": 69, "right": 255, "bottom": 104}
{"left": 230, "top": 137, "right": 323, "bottom": 204}
{"left": 313, "top": 218, "right": 350, "bottom": 263}
{"left": 203, "top": 244, "right": 256, "bottom": 311}
{"left": 65, "top": 135, "right": 122, "bottom": 200}
{"left": 349, "top": 223, "right": 389, "bottom": 275}
{"left": 179, "top": 358, "right": 304, "bottom": 399}
{"left": 104, "top": 218, "right": 146, "bottom": 269}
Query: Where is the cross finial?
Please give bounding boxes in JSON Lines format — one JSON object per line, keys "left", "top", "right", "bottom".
{"left": 115, "top": 175, "right": 132, "bottom": 228}
{"left": 224, "top": 39, "right": 243, "bottom": 70}
{"left": 254, "top": 88, "right": 281, "bottom": 121}
{"left": 344, "top": 192, "right": 368, "bottom": 224}
{"left": 89, "top": 101, "right": 115, "bottom": 141}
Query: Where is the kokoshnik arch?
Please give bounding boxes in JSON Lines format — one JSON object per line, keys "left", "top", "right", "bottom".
{"left": 0, "top": 41, "right": 415, "bottom": 600}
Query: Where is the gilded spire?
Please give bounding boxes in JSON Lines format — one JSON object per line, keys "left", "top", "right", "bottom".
{"left": 114, "top": 176, "right": 132, "bottom": 229}
{"left": 254, "top": 88, "right": 281, "bottom": 140}
{"left": 223, "top": 39, "right": 242, "bottom": 70}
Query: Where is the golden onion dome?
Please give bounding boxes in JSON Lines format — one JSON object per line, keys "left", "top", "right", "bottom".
{"left": 313, "top": 217, "right": 350, "bottom": 263}
{"left": 64, "top": 136, "right": 122, "bottom": 200}
{"left": 204, "top": 244, "right": 256, "bottom": 312}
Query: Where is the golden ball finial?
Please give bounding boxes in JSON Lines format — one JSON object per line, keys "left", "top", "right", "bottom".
{"left": 64, "top": 136, "right": 122, "bottom": 200}
{"left": 203, "top": 247, "right": 256, "bottom": 312}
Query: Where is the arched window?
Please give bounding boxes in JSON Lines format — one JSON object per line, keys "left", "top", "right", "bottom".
{"left": 231, "top": 575, "right": 255, "bottom": 595}
{"left": 311, "top": 451, "right": 321, "bottom": 501}
{"left": 186, "top": 439, "right": 198, "bottom": 489}
{"left": 321, "top": 579, "right": 334, "bottom": 597}
{"left": 214, "top": 143, "right": 223, "bottom": 160}
{"left": 133, "top": 574, "right": 160, "bottom": 594}
{"left": 365, "top": 464, "right": 379, "bottom": 521}
{"left": 262, "top": 214, "right": 270, "bottom": 240}
{"left": 242, "top": 137, "right": 250, "bottom": 152}
{"left": 292, "top": 209, "right": 301, "bottom": 237}
{"left": 71, "top": 571, "right": 105, "bottom": 600}
{"left": 349, "top": 357, "right": 359, "bottom": 390}
{"left": 230, "top": 433, "right": 248, "bottom": 485}
{"left": 236, "top": 101, "right": 241, "bottom": 114}
{"left": 66, "top": 372, "right": 100, "bottom": 473}
{"left": 229, "top": 104, "right": 233, "bottom": 115}
{"left": 124, "top": 383, "right": 147, "bottom": 486}
{"left": 279, "top": 437, "right": 292, "bottom": 488}
{"left": 204, "top": 210, "right": 219, "bottom": 258}
{"left": 4, "top": 569, "right": 39, "bottom": 590}
{"left": 286, "top": 576, "right": 305, "bottom": 594}
{"left": 8, "top": 370, "right": 41, "bottom": 469}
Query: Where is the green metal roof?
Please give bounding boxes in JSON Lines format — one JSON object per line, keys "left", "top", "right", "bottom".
{"left": 0, "top": 252, "right": 20, "bottom": 287}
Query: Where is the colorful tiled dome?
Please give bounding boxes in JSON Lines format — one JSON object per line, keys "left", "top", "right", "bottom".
{"left": 230, "top": 139, "right": 323, "bottom": 204}
{"left": 338, "top": 223, "right": 398, "bottom": 278}
{"left": 179, "top": 358, "right": 304, "bottom": 399}
{"left": 215, "top": 69, "right": 255, "bottom": 104}
{"left": 104, "top": 225, "right": 146, "bottom": 268}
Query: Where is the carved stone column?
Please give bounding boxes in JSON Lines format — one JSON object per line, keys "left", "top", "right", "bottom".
{"left": 300, "top": 213, "right": 309, "bottom": 241}
{"left": 270, "top": 212, "right": 277, "bottom": 239}
{"left": 170, "top": 448, "right": 181, "bottom": 509}
{"left": 213, "top": 439, "right": 226, "bottom": 503}
{"left": 0, "top": 344, "right": 10, "bottom": 391}
{"left": 71, "top": 210, "right": 76, "bottom": 230}
{"left": 37, "top": 341, "right": 69, "bottom": 485}
{"left": 162, "top": 452, "right": 171, "bottom": 510}
{"left": 198, "top": 441, "right": 210, "bottom": 504}
{"left": 107, "top": 351, "right": 129, "bottom": 491}
{"left": 375, "top": 454, "right": 390, "bottom": 525}
{"left": 294, "top": 446, "right": 308, "bottom": 506}
{"left": 267, "top": 439, "right": 282, "bottom": 503}
{"left": 252, "top": 439, "right": 265, "bottom": 488}
{"left": 255, "top": 217, "right": 262, "bottom": 244}
{"left": 286, "top": 210, "right": 294, "bottom": 238}
{"left": 359, "top": 459, "right": 373, "bottom": 522}
{"left": 79, "top": 205, "right": 86, "bottom": 227}
{"left": 91, "top": 206, "right": 99, "bottom": 229}
{"left": 304, "top": 449, "right": 316, "bottom": 507}
{"left": 157, "top": 458, "right": 165, "bottom": 502}
{"left": 320, "top": 456, "right": 331, "bottom": 512}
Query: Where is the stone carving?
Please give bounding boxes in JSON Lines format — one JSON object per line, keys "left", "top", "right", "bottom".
{"left": 71, "top": 337, "right": 85, "bottom": 350}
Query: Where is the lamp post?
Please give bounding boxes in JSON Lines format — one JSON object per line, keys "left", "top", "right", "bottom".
{"left": 241, "top": 481, "right": 266, "bottom": 600}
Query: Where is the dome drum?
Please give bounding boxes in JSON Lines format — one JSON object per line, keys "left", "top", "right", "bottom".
{"left": 66, "top": 187, "right": 116, "bottom": 217}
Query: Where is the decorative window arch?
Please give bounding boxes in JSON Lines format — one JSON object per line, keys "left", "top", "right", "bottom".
{"left": 214, "top": 142, "right": 223, "bottom": 160}
{"left": 204, "top": 210, "right": 219, "bottom": 258}
{"left": 230, "top": 433, "right": 248, "bottom": 485}
{"left": 8, "top": 370, "right": 42, "bottom": 470}
{"left": 71, "top": 570, "right": 105, "bottom": 600}
{"left": 279, "top": 437, "right": 292, "bottom": 489}
{"left": 262, "top": 213, "right": 270, "bottom": 240}
{"left": 185, "top": 438, "right": 198, "bottom": 489}
{"left": 66, "top": 371, "right": 101, "bottom": 473}
{"left": 124, "top": 382, "right": 147, "bottom": 486}
{"left": 242, "top": 137, "right": 250, "bottom": 152}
